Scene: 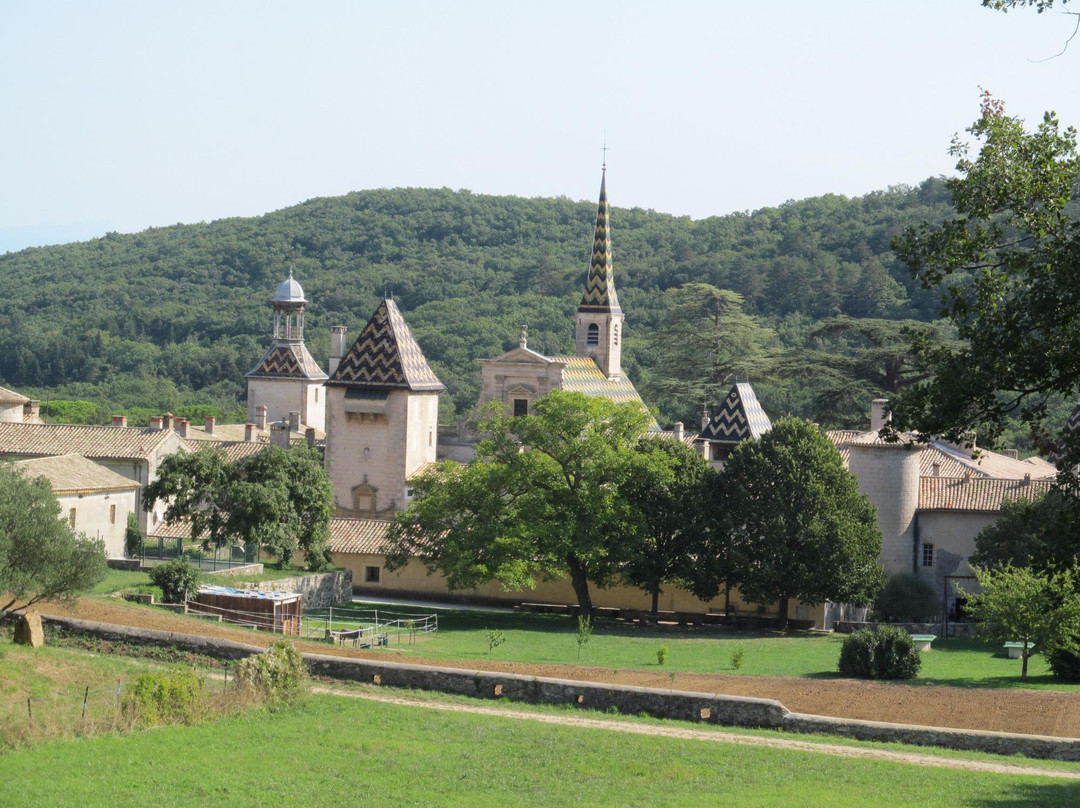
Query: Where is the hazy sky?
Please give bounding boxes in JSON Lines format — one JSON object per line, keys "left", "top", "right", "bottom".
{"left": 2, "top": 1, "right": 1077, "bottom": 253}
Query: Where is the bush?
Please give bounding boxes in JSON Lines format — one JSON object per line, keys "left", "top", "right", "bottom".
{"left": 838, "top": 626, "right": 921, "bottom": 680}
{"left": 234, "top": 640, "right": 308, "bottom": 705}
{"left": 126, "top": 669, "right": 205, "bottom": 726}
{"left": 123, "top": 512, "right": 143, "bottom": 558}
{"left": 657, "top": 645, "right": 668, "bottom": 666}
{"left": 148, "top": 558, "right": 202, "bottom": 603}
{"left": 1045, "top": 633, "right": 1080, "bottom": 682}
{"left": 873, "top": 573, "right": 938, "bottom": 622}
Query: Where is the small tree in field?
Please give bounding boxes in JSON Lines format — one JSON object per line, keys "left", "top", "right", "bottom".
{"left": 0, "top": 464, "right": 108, "bottom": 615}
{"left": 963, "top": 564, "right": 1080, "bottom": 680}
{"left": 124, "top": 511, "right": 144, "bottom": 558}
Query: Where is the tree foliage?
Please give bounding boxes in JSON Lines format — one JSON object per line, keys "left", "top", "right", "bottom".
{"left": 384, "top": 390, "right": 653, "bottom": 618}
{"left": 143, "top": 446, "right": 333, "bottom": 569}
{"left": 0, "top": 464, "right": 108, "bottom": 614}
{"left": 148, "top": 558, "right": 203, "bottom": 604}
{"left": 962, "top": 563, "right": 1080, "bottom": 679}
{"left": 720, "top": 418, "right": 886, "bottom": 625}
{"left": 970, "top": 490, "right": 1079, "bottom": 571}
{"left": 891, "top": 93, "right": 1080, "bottom": 457}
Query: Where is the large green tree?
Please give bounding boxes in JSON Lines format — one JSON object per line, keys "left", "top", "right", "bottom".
{"left": 384, "top": 390, "right": 653, "bottom": 618}
{"left": 143, "top": 445, "right": 333, "bottom": 569}
{"left": 0, "top": 464, "right": 108, "bottom": 614}
{"left": 891, "top": 93, "right": 1080, "bottom": 458}
{"left": 970, "top": 490, "right": 1079, "bottom": 571}
{"left": 721, "top": 418, "right": 885, "bottom": 626}
{"left": 620, "top": 437, "right": 716, "bottom": 615}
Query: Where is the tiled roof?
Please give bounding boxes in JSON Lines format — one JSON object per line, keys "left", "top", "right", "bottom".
{"left": 919, "top": 477, "right": 1054, "bottom": 512}
{"left": 0, "top": 385, "right": 30, "bottom": 404}
{"left": 246, "top": 343, "right": 327, "bottom": 381}
{"left": 825, "top": 430, "right": 863, "bottom": 467}
{"left": 578, "top": 169, "right": 621, "bottom": 314}
{"left": 550, "top": 357, "right": 649, "bottom": 408}
{"left": 181, "top": 424, "right": 268, "bottom": 443}
{"left": 13, "top": 453, "right": 140, "bottom": 494}
{"left": 329, "top": 518, "right": 392, "bottom": 555}
{"left": 328, "top": 298, "right": 444, "bottom": 391}
{"left": 650, "top": 429, "right": 698, "bottom": 446}
{"left": 0, "top": 422, "right": 182, "bottom": 461}
{"left": 699, "top": 383, "right": 771, "bottom": 444}
{"left": 195, "top": 440, "right": 272, "bottom": 464}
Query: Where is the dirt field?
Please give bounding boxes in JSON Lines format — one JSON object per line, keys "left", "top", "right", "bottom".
{"left": 39, "top": 597, "right": 1080, "bottom": 739}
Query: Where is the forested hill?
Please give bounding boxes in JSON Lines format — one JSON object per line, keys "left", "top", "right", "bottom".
{"left": 0, "top": 180, "right": 956, "bottom": 426}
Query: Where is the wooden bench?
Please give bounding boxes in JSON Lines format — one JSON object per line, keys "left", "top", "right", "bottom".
{"left": 910, "top": 634, "right": 936, "bottom": 652}
{"left": 1004, "top": 641, "right": 1033, "bottom": 659}
{"left": 329, "top": 628, "right": 364, "bottom": 647}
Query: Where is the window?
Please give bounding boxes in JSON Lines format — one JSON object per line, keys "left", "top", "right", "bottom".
{"left": 587, "top": 323, "right": 599, "bottom": 346}
{"left": 513, "top": 398, "right": 529, "bottom": 417}
{"left": 314, "top": 388, "right": 319, "bottom": 403}
{"left": 110, "top": 504, "right": 116, "bottom": 525}
{"left": 612, "top": 323, "right": 619, "bottom": 346}
{"left": 922, "top": 543, "right": 934, "bottom": 567}
{"left": 69, "top": 508, "right": 77, "bottom": 528}
{"left": 365, "top": 566, "right": 381, "bottom": 583}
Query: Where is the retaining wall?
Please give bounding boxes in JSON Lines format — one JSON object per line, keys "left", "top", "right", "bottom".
{"left": 38, "top": 614, "right": 1080, "bottom": 760}
{"left": 236, "top": 570, "right": 353, "bottom": 608}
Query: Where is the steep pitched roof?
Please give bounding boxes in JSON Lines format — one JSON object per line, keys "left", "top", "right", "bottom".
{"left": 246, "top": 343, "right": 327, "bottom": 380}
{"left": 13, "top": 453, "right": 141, "bottom": 494}
{"left": 0, "top": 422, "right": 183, "bottom": 461}
{"left": 549, "top": 356, "right": 653, "bottom": 411}
{"left": 699, "top": 383, "right": 772, "bottom": 444}
{"left": 919, "top": 476, "right": 1054, "bottom": 512}
{"left": 328, "top": 298, "right": 444, "bottom": 391}
{"left": 578, "top": 168, "right": 621, "bottom": 314}
{"left": 328, "top": 518, "right": 392, "bottom": 555}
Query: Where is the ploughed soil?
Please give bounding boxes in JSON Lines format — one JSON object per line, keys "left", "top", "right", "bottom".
{"left": 38, "top": 597, "right": 1080, "bottom": 739}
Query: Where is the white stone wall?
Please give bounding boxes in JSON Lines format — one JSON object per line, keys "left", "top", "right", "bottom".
{"left": 247, "top": 378, "right": 325, "bottom": 430}
{"left": 57, "top": 488, "right": 137, "bottom": 558}
{"left": 404, "top": 392, "right": 439, "bottom": 479}
{"left": 917, "top": 510, "right": 999, "bottom": 587}
{"left": 477, "top": 358, "right": 563, "bottom": 411}
{"left": 848, "top": 444, "right": 921, "bottom": 574}
{"left": 0, "top": 402, "right": 24, "bottom": 423}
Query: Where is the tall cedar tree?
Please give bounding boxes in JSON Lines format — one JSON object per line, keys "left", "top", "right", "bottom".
{"left": 721, "top": 417, "right": 885, "bottom": 627}
{"left": 384, "top": 390, "right": 652, "bottom": 619}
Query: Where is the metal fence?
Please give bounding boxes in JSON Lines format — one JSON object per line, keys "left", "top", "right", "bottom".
{"left": 300, "top": 605, "right": 438, "bottom": 648}
{"left": 141, "top": 539, "right": 256, "bottom": 570}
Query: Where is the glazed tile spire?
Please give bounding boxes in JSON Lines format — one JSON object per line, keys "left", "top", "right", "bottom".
{"left": 578, "top": 168, "right": 621, "bottom": 313}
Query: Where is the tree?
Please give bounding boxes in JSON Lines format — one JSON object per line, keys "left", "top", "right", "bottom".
{"left": 149, "top": 557, "right": 202, "bottom": 604}
{"left": 644, "top": 284, "right": 775, "bottom": 424}
{"left": 124, "top": 511, "right": 144, "bottom": 558}
{"left": 620, "top": 437, "right": 715, "bottom": 615}
{"left": 891, "top": 93, "right": 1080, "bottom": 459}
{"left": 721, "top": 418, "right": 886, "bottom": 627}
{"left": 384, "top": 390, "right": 653, "bottom": 619}
{"left": 963, "top": 563, "right": 1080, "bottom": 679}
{"left": 143, "top": 445, "right": 333, "bottom": 569}
{"left": 970, "top": 490, "right": 1079, "bottom": 571}
{"left": 0, "top": 464, "right": 108, "bottom": 614}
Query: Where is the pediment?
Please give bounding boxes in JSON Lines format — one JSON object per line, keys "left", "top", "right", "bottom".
{"left": 479, "top": 346, "right": 558, "bottom": 366}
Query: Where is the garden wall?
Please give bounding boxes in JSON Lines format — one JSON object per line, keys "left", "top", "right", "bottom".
{"left": 37, "top": 614, "right": 1080, "bottom": 761}
{"left": 235, "top": 571, "right": 352, "bottom": 608}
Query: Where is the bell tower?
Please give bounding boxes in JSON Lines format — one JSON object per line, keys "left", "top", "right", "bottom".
{"left": 575, "top": 166, "right": 624, "bottom": 379}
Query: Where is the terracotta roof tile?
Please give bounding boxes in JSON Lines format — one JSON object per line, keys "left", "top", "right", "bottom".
{"left": 919, "top": 477, "right": 1054, "bottom": 512}
{"left": 329, "top": 518, "right": 392, "bottom": 555}
{"left": 0, "top": 422, "right": 183, "bottom": 461}
{"left": 13, "top": 453, "right": 140, "bottom": 494}
{"left": 0, "top": 385, "right": 30, "bottom": 404}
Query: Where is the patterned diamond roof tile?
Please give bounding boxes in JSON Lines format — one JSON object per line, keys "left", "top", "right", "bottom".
{"left": 246, "top": 343, "right": 328, "bottom": 380}
{"left": 698, "top": 383, "right": 772, "bottom": 444}
{"left": 578, "top": 169, "right": 621, "bottom": 314}
{"left": 328, "top": 299, "right": 444, "bottom": 391}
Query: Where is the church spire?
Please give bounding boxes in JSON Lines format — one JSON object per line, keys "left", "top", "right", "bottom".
{"left": 578, "top": 167, "right": 621, "bottom": 314}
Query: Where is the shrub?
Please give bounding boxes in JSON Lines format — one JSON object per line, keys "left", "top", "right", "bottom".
{"left": 484, "top": 629, "right": 506, "bottom": 655}
{"left": 148, "top": 558, "right": 202, "bottom": 603}
{"left": 234, "top": 640, "right": 308, "bottom": 705}
{"left": 838, "top": 626, "right": 921, "bottom": 680}
{"left": 731, "top": 647, "right": 745, "bottom": 670}
{"left": 873, "top": 573, "right": 938, "bottom": 622}
{"left": 576, "top": 616, "right": 593, "bottom": 659}
{"left": 657, "top": 645, "right": 668, "bottom": 666}
{"left": 123, "top": 512, "right": 143, "bottom": 558}
{"left": 1045, "top": 633, "right": 1080, "bottom": 682}
{"left": 126, "top": 669, "right": 205, "bottom": 726}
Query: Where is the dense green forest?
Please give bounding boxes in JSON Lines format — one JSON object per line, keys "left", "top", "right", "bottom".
{"left": 0, "top": 179, "right": 1007, "bottom": 434}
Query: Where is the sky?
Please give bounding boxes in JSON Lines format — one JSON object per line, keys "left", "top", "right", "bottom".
{"left": 1, "top": 1, "right": 1078, "bottom": 254}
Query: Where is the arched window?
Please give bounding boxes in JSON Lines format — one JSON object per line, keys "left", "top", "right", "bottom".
{"left": 587, "top": 323, "right": 599, "bottom": 346}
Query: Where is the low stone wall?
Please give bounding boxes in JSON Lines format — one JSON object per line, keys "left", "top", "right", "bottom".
{"left": 235, "top": 570, "right": 353, "bottom": 608}
{"left": 37, "top": 613, "right": 1080, "bottom": 760}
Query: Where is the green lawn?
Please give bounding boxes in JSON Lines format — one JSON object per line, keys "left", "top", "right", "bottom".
{"left": 321, "top": 603, "right": 1072, "bottom": 689}
{"left": 1, "top": 693, "right": 1076, "bottom": 807}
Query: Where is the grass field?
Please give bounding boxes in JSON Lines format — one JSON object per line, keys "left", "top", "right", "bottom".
{"left": 1, "top": 692, "right": 1077, "bottom": 807}
{"left": 313, "top": 603, "right": 1070, "bottom": 689}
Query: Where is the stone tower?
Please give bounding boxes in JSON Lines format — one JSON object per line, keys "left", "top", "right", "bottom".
{"left": 574, "top": 167, "right": 624, "bottom": 380}
{"left": 323, "top": 298, "right": 443, "bottom": 517}
{"left": 245, "top": 270, "right": 328, "bottom": 431}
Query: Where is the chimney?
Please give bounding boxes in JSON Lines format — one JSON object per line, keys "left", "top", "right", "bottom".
{"left": 204, "top": 416, "right": 216, "bottom": 435}
{"left": 1024, "top": 473, "right": 1032, "bottom": 485}
{"left": 931, "top": 461, "right": 940, "bottom": 478}
{"left": 150, "top": 416, "right": 164, "bottom": 431}
{"left": 306, "top": 426, "right": 316, "bottom": 449}
{"left": 870, "top": 399, "right": 890, "bottom": 432}
{"left": 176, "top": 418, "right": 189, "bottom": 438}
{"left": 673, "top": 422, "right": 684, "bottom": 442}
{"left": 255, "top": 405, "right": 267, "bottom": 431}
{"left": 244, "top": 423, "right": 256, "bottom": 442}
{"left": 329, "top": 326, "right": 348, "bottom": 377}
{"left": 1003, "top": 449, "right": 1019, "bottom": 460}
{"left": 701, "top": 405, "right": 710, "bottom": 432}
{"left": 271, "top": 421, "right": 291, "bottom": 449}
{"left": 289, "top": 410, "right": 301, "bottom": 433}
{"left": 112, "top": 415, "right": 128, "bottom": 428}
{"left": 162, "top": 412, "right": 174, "bottom": 432}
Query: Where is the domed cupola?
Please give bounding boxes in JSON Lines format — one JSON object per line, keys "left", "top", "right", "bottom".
{"left": 271, "top": 269, "right": 308, "bottom": 342}
{"left": 273, "top": 270, "right": 308, "bottom": 305}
